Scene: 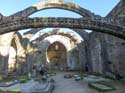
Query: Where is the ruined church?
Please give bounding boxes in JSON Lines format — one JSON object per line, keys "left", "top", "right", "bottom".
{"left": 0, "top": 0, "right": 125, "bottom": 79}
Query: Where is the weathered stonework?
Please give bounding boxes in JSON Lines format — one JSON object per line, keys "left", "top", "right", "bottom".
{"left": 0, "top": 17, "right": 125, "bottom": 39}
{"left": 48, "top": 0, "right": 64, "bottom": 3}
{"left": 0, "top": 0, "right": 124, "bottom": 79}
{"left": 32, "top": 34, "right": 83, "bottom": 70}
{"left": 87, "top": 32, "right": 103, "bottom": 73}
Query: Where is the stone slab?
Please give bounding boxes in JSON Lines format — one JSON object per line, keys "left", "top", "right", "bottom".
{"left": 0, "top": 79, "right": 54, "bottom": 93}
{"left": 64, "top": 74, "right": 72, "bottom": 79}
{"left": 89, "top": 83, "right": 114, "bottom": 91}
{"left": 33, "top": 82, "right": 54, "bottom": 93}
{"left": 84, "top": 75, "right": 110, "bottom": 82}
{"left": 75, "top": 77, "right": 82, "bottom": 81}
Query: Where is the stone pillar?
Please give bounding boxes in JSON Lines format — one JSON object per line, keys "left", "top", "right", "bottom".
{"left": 27, "top": 43, "right": 34, "bottom": 73}
{"left": 88, "top": 32, "right": 104, "bottom": 74}
{"left": 69, "top": 47, "right": 80, "bottom": 70}
{"left": 0, "top": 32, "right": 14, "bottom": 75}
{"left": 78, "top": 42, "right": 87, "bottom": 71}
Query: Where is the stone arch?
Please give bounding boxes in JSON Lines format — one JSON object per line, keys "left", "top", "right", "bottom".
{"left": 42, "top": 35, "right": 71, "bottom": 52}
{"left": 12, "top": 1, "right": 93, "bottom": 17}
{"left": 8, "top": 39, "right": 17, "bottom": 73}
{"left": 32, "top": 29, "right": 86, "bottom": 69}
{"left": 0, "top": 17, "right": 125, "bottom": 39}
{"left": 32, "top": 29, "right": 83, "bottom": 44}
{"left": 23, "top": 28, "right": 88, "bottom": 42}
{"left": 8, "top": 32, "right": 26, "bottom": 74}
{"left": 35, "top": 35, "right": 81, "bottom": 70}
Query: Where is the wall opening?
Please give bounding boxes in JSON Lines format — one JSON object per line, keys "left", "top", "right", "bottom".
{"left": 46, "top": 41, "right": 67, "bottom": 70}
{"left": 8, "top": 39, "right": 17, "bottom": 73}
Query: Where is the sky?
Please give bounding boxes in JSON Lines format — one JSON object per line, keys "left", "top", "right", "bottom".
{"left": 0, "top": 0, "right": 120, "bottom": 17}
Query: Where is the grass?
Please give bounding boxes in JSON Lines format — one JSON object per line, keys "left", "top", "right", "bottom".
{"left": 0, "top": 76, "right": 16, "bottom": 83}
{"left": 90, "top": 72, "right": 102, "bottom": 76}
{"left": 0, "top": 76, "right": 2, "bottom": 81}
{"left": 0, "top": 89, "right": 21, "bottom": 93}
{"left": 34, "top": 78, "right": 41, "bottom": 82}
{"left": 119, "top": 80, "right": 125, "bottom": 84}
{"left": 18, "top": 76, "right": 30, "bottom": 83}
{"left": 0, "top": 74, "right": 30, "bottom": 83}
{"left": 19, "top": 78, "right": 28, "bottom": 83}
{"left": 0, "top": 74, "right": 30, "bottom": 93}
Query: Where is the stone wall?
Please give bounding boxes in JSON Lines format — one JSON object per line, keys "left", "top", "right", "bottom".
{"left": 88, "top": 32, "right": 104, "bottom": 73}
{"left": 87, "top": 31, "right": 125, "bottom": 76}
{"left": 102, "top": 34, "right": 125, "bottom": 75}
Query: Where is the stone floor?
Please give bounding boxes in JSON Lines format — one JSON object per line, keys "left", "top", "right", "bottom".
{"left": 0, "top": 71, "right": 125, "bottom": 93}
{"left": 51, "top": 72, "right": 94, "bottom": 93}
{"left": 50, "top": 71, "right": 125, "bottom": 93}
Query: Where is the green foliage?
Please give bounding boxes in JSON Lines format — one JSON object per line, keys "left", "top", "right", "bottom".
{"left": 90, "top": 72, "right": 102, "bottom": 76}
{"left": 19, "top": 76, "right": 30, "bottom": 83}
{"left": 34, "top": 78, "right": 41, "bottom": 82}
{"left": 0, "top": 89, "right": 21, "bottom": 93}
{"left": 0, "top": 76, "right": 3, "bottom": 81}
{"left": 19, "top": 78, "right": 27, "bottom": 83}
{"left": 0, "top": 76, "right": 15, "bottom": 83}
{"left": 0, "top": 74, "right": 31, "bottom": 83}
{"left": 82, "top": 74, "right": 88, "bottom": 77}
{"left": 119, "top": 80, "right": 125, "bottom": 84}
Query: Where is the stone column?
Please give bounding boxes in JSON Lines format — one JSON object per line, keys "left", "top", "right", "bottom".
{"left": 26, "top": 43, "right": 34, "bottom": 73}
{"left": 0, "top": 32, "right": 14, "bottom": 75}
{"left": 69, "top": 47, "right": 80, "bottom": 70}
{"left": 78, "top": 42, "right": 87, "bottom": 71}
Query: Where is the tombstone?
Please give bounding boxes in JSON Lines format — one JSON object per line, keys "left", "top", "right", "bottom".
{"left": 88, "top": 83, "right": 114, "bottom": 91}
{"left": 73, "top": 74, "right": 79, "bottom": 78}
{"left": 64, "top": 74, "right": 72, "bottom": 79}
{"left": 75, "top": 76, "right": 82, "bottom": 81}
